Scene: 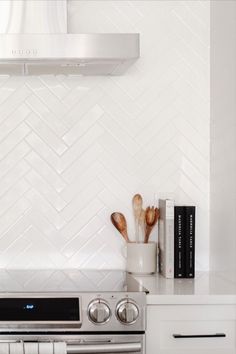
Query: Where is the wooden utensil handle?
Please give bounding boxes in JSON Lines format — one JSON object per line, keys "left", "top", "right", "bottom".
{"left": 122, "top": 230, "right": 130, "bottom": 243}
{"left": 144, "top": 225, "right": 152, "bottom": 243}
{"left": 135, "top": 219, "right": 139, "bottom": 243}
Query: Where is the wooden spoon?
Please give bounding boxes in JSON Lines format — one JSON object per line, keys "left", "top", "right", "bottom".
{"left": 132, "top": 194, "right": 143, "bottom": 243}
{"left": 139, "top": 208, "right": 146, "bottom": 243}
{"left": 144, "top": 207, "right": 160, "bottom": 243}
{"left": 111, "top": 212, "right": 130, "bottom": 243}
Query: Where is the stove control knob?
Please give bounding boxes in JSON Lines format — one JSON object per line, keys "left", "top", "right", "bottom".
{"left": 116, "top": 299, "right": 139, "bottom": 324}
{"left": 88, "top": 299, "right": 111, "bottom": 324}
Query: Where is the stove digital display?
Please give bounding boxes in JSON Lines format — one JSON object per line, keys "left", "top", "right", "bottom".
{"left": 24, "top": 304, "right": 34, "bottom": 310}
{"left": 0, "top": 298, "right": 80, "bottom": 321}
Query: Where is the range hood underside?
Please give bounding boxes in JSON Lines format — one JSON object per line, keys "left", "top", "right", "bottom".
{"left": 0, "top": 60, "right": 136, "bottom": 76}
{"left": 0, "top": 34, "right": 140, "bottom": 75}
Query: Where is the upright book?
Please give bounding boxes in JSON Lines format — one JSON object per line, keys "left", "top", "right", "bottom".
{"left": 174, "top": 206, "right": 185, "bottom": 278}
{"left": 158, "top": 199, "right": 174, "bottom": 278}
{"left": 185, "top": 206, "right": 195, "bottom": 278}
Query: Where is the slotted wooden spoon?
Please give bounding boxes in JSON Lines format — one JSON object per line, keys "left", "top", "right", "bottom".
{"left": 144, "top": 207, "right": 160, "bottom": 243}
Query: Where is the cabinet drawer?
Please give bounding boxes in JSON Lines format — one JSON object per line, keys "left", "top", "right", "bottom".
{"left": 160, "top": 319, "right": 235, "bottom": 351}
{"left": 147, "top": 305, "right": 236, "bottom": 354}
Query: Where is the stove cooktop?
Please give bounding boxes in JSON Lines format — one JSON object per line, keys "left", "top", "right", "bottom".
{"left": 0, "top": 269, "right": 147, "bottom": 293}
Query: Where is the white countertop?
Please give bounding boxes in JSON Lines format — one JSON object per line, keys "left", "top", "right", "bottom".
{"left": 0, "top": 269, "right": 235, "bottom": 306}
{"left": 134, "top": 271, "right": 236, "bottom": 305}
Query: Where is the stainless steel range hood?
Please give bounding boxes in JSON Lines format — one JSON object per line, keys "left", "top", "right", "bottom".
{"left": 0, "top": 1, "right": 140, "bottom": 75}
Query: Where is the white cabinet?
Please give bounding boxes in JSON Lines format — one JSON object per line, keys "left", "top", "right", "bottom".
{"left": 135, "top": 272, "right": 236, "bottom": 353}
{"left": 146, "top": 304, "right": 236, "bottom": 354}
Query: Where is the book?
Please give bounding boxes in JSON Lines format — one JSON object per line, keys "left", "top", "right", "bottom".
{"left": 174, "top": 206, "right": 185, "bottom": 278}
{"left": 158, "top": 199, "right": 174, "bottom": 278}
{"left": 185, "top": 206, "right": 196, "bottom": 278}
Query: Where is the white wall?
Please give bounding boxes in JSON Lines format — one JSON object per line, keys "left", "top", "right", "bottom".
{"left": 0, "top": 1, "right": 210, "bottom": 269}
{"left": 210, "top": 1, "right": 236, "bottom": 271}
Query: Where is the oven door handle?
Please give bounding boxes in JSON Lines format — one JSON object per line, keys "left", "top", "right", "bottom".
{"left": 67, "top": 342, "right": 141, "bottom": 353}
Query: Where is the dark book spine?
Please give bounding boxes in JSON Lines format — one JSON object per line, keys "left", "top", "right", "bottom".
{"left": 174, "top": 207, "right": 185, "bottom": 278}
{"left": 185, "top": 206, "right": 196, "bottom": 278}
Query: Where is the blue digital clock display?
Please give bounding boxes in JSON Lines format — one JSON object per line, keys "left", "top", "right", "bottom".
{"left": 0, "top": 298, "right": 79, "bottom": 321}
{"left": 24, "top": 304, "right": 35, "bottom": 310}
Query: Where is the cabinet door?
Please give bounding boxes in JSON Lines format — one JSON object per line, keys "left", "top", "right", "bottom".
{"left": 146, "top": 304, "right": 236, "bottom": 354}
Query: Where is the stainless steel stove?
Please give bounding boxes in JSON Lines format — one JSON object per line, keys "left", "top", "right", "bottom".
{"left": 0, "top": 270, "right": 147, "bottom": 353}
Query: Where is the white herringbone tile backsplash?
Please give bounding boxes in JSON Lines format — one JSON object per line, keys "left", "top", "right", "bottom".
{"left": 0, "top": 1, "right": 210, "bottom": 270}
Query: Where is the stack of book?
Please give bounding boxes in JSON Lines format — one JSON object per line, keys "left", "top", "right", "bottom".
{"left": 158, "top": 199, "right": 196, "bottom": 279}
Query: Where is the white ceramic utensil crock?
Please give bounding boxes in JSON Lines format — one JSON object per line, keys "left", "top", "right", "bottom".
{"left": 126, "top": 242, "right": 157, "bottom": 274}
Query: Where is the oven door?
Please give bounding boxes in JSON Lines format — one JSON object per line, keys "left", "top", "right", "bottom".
{"left": 0, "top": 334, "right": 145, "bottom": 354}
